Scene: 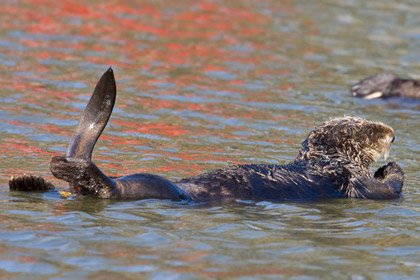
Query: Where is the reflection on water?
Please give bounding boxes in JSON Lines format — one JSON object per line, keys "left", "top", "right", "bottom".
{"left": 1, "top": 0, "right": 420, "bottom": 278}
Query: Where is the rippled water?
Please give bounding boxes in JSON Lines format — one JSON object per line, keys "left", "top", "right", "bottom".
{"left": 1, "top": 0, "right": 420, "bottom": 278}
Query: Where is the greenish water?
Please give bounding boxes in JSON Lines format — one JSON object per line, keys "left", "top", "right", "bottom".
{"left": 0, "top": 0, "right": 419, "bottom": 278}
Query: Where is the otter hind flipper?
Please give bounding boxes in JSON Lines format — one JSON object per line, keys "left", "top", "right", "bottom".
{"left": 51, "top": 68, "right": 119, "bottom": 198}
{"left": 9, "top": 174, "right": 54, "bottom": 192}
{"left": 50, "top": 156, "right": 116, "bottom": 198}
{"left": 67, "top": 67, "right": 117, "bottom": 160}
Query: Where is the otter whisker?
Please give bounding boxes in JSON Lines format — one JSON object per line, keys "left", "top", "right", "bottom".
{"left": 383, "top": 149, "right": 390, "bottom": 161}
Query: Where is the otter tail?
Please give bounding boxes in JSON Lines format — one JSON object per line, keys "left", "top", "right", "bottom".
{"left": 66, "top": 67, "right": 117, "bottom": 160}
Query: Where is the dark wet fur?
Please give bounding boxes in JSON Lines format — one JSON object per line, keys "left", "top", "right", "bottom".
{"left": 351, "top": 72, "right": 420, "bottom": 99}
{"left": 9, "top": 174, "right": 54, "bottom": 192}
{"left": 10, "top": 69, "right": 404, "bottom": 202}
{"left": 176, "top": 163, "right": 345, "bottom": 202}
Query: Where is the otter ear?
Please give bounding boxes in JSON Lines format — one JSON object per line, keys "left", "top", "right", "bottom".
{"left": 67, "top": 67, "right": 117, "bottom": 160}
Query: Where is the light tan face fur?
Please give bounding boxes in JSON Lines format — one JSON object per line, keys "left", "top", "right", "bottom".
{"left": 366, "top": 133, "right": 394, "bottom": 162}
{"left": 303, "top": 117, "right": 395, "bottom": 167}
{"left": 344, "top": 118, "right": 395, "bottom": 164}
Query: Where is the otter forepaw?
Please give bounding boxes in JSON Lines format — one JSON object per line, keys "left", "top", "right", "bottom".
{"left": 374, "top": 162, "right": 404, "bottom": 194}
{"left": 9, "top": 174, "right": 54, "bottom": 192}
{"left": 374, "top": 162, "right": 404, "bottom": 180}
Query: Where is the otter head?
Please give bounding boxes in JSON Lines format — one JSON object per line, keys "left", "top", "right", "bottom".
{"left": 350, "top": 73, "right": 398, "bottom": 99}
{"left": 298, "top": 117, "right": 395, "bottom": 169}
{"left": 350, "top": 73, "right": 420, "bottom": 99}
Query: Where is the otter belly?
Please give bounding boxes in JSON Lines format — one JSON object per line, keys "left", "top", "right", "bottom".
{"left": 176, "top": 164, "right": 345, "bottom": 202}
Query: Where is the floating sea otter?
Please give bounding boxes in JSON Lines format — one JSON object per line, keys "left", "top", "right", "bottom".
{"left": 9, "top": 68, "right": 404, "bottom": 202}
{"left": 351, "top": 72, "right": 420, "bottom": 99}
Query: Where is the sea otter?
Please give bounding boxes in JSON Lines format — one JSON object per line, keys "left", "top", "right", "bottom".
{"left": 9, "top": 68, "right": 404, "bottom": 202}
{"left": 351, "top": 72, "right": 420, "bottom": 99}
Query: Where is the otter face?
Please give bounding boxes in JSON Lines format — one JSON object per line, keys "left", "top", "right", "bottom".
{"left": 301, "top": 117, "right": 394, "bottom": 168}
{"left": 362, "top": 121, "right": 394, "bottom": 162}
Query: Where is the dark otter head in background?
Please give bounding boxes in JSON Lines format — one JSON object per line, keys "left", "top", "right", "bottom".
{"left": 350, "top": 73, "right": 420, "bottom": 99}
{"left": 297, "top": 117, "right": 395, "bottom": 169}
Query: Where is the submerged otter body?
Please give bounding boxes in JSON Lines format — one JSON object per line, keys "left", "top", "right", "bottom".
{"left": 10, "top": 69, "right": 404, "bottom": 202}
{"left": 351, "top": 72, "right": 420, "bottom": 99}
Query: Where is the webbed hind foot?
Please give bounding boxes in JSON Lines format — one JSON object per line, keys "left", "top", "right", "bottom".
{"left": 50, "top": 156, "right": 91, "bottom": 184}
{"left": 50, "top": 156, "right": 116, "bottom": 197}
{"left": 9, "top": 174, "right": 54, "bottom": 192}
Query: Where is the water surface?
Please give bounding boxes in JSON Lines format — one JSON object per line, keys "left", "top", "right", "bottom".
{"left": 1, "top": 0, "right": 420, "bottom": 278}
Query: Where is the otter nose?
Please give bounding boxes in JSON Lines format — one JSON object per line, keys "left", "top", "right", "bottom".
{"left": 391, "top": 136, "right": 395, "bottom": 143}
